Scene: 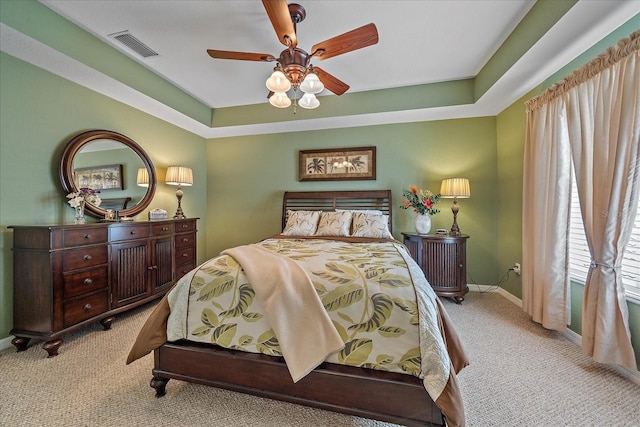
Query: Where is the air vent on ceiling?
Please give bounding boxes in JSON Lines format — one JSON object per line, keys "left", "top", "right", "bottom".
{"left": 109, "top": 31, "right": 158, "bottom": 58}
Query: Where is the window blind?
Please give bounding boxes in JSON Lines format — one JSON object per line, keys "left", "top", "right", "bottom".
{"left": 569, "top": 175, "right": 640, "bottom": 301}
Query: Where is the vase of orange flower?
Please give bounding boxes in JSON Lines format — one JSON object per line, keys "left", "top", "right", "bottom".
{"left": 400, "top": 185, "right": 441, "bottom": 234}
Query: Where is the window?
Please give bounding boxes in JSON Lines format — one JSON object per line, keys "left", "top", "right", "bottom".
{"left": 568, "top": 174, "right": 640, "bottom": 301}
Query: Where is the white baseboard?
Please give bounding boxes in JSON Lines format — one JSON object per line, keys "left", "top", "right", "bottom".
{"left": 0, "top": 335, "right": 13, "bottom": 352}
{"left": 469, "top": 285, "right": 640, "bottom": 386}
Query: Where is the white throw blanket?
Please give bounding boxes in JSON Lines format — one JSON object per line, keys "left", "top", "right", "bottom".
{"left": 222, "top": 244, "right": 345, "bottom": 382}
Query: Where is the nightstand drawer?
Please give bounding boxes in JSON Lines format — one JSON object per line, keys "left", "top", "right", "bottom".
{"left": 63, "top": 290, "right": 108, "bottom": 327}
{"left": 63, "top": 266, "right": 108, "bottom": 298}
{"left": 63, "top": 246, "right": 108, "bottom": 271}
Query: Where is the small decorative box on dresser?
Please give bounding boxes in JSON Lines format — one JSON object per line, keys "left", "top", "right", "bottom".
{"left": 402, "top": 232, "right": 469, "bottom": 304}
{"left": 9, "top": 218, "right": 197, "bottom": 357}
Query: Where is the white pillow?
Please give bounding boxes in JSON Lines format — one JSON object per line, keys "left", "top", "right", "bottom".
{"left": 351, "top": 212, "right": 393, "bottom": 238}
{"left": 282, "top": 210, "right": 320, "bottom": 236}
{"left": 314, "top": 211, "right": 352, "bottom": 237}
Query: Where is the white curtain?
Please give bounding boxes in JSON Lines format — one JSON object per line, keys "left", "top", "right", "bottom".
{"left": 522, "top": 98, "right": 572, "bottom": 330}
{"left": 523, "top": 31, "right": 639, "bottom": 370}
{"left": 566, "top": 48, "right": 639, "bottom": 370}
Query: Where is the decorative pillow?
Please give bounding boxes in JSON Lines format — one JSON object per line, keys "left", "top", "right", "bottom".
{"left": 351, "top": 212, "right": 393, "bottom": 238}
{"left": 282, "top": 210, "right": 320, "bottom": 236}
{"left": 314, "top": 211, "right": 352, "bottom": 237}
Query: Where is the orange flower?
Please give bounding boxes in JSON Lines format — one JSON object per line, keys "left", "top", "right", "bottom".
{"left": 410, "top": 185, "right": 418, "bottom": 194}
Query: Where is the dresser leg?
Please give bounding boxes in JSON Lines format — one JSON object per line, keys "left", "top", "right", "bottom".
{"left": 100, "top": 316, "right": 114, "bottom": 330}
{"left": 43, "top": 339, "right": 63, "bottom": 357}
{"left": 11, "top": 336, "right": 30, "bottom": 352}
{"left": 151, "top": 376, "right": 170, "bottom": 397}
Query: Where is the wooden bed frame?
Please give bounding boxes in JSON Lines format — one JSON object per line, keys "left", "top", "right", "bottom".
{"left": 150, "top": 190, "right": 445, "bottom": 427}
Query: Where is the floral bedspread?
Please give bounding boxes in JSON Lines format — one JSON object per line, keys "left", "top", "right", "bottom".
{"left": 166, "top": 237, "right": 452, "bottom": 401}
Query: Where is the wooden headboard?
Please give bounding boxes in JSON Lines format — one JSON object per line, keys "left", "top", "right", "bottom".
{"left": 282, "top": 190, "right": 393, "bottom": 233}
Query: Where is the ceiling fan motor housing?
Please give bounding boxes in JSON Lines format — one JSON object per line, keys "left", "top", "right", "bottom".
{"left": 278, "top": 48, "right": 311, "bottom": 86}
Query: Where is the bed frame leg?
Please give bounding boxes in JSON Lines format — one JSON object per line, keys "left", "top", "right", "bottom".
{"left": 150, "top": 376, "right": 169, "bottom": 397}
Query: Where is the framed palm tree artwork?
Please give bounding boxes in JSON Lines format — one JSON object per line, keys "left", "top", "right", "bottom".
{"left": 298, "top": 147, "right": 376, "bottom": 181}
{"left": 74, "top": 164, "right": 124, "bottom": 191}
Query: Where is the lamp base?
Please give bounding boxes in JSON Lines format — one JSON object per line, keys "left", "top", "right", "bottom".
{"left": 449, "top": 198, "right": 461, "bottom": 236}
{"left": 173, "top": 187, "right": 187, "bottom": 219}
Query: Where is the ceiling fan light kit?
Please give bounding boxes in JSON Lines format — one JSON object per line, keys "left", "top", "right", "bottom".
{"left": 266, "top": 70, "right": 292, "bottom": 93}
{"left": 269, "top": 92, "right": 292, "bottom": 108}
{"left": 207, "top": 0, "right": 378, "bottom": 111}
{"left": 299, "top": 93, "right": 320, "bottom": 109}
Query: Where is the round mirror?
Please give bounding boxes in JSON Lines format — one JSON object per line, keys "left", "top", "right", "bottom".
{"left": 60, "top": 130, "right": 156, "bottom": 219}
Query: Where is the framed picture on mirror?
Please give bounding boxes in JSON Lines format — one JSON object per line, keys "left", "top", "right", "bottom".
{"left": 74, "top": 164, "right": 124, "bottom": 191}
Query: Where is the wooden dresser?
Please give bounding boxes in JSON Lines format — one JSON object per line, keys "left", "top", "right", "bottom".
{"left": 9, "top": 218, "right": 197, "bottom": 357}
{"left": 402, "top": 232, "right": 469, "bottom": 304}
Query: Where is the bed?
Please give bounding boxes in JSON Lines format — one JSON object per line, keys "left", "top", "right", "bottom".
{"left": 127, "top": 190, "right": 468, "bottom": 427}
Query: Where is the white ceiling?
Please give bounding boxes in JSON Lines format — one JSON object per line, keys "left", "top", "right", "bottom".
{"left": 10, "top": 1, "right": 639, "bottom": 138}
{"left": 41, "top": 0, "right": 538, "bottom": 108}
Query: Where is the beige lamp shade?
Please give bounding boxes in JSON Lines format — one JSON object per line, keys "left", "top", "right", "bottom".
{"left": 165, "top": 166, "right": 193, "bottom": 186}
{"left": 136, "top": 167, "right": 149, "bottom": 187}
{"left": 440, "top": 178, "right": 471, "bottom": 198}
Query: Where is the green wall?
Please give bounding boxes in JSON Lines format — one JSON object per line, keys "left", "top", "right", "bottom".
{"left": 206, "top": 118, "right": 499, "bottom": 283}
{"left": 0, "top": 52, "right": 208, "bottom": 341}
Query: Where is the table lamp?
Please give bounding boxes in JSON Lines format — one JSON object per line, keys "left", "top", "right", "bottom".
{"left": 165, "top": 166, "right": 193, "bottom": 219}
{"left": 440, "top": 178, "right": 470, "bottom": 236}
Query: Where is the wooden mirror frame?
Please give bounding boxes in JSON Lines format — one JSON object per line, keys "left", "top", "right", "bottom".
{"left": 60, "top": 129, "right": 157, "bottom": 219}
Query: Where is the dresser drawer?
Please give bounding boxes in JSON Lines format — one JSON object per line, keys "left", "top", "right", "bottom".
{"left": 175, "top": 233, "right": 195, "bottom": 249}
{"left": 175, "top": 261, "right": 196, "bottom": 280}
{"left": 110, "top": 224, "right": 150, "bottom": 241}
{"left": 64, "top": 227, "right": 108, "bottom": 247}
{"left": 175, "top": 220, "right": 196, "bottom": 233}
{"left": 63, "top": 266, "right": 108, "bottom": 299}
{"left": 151, "top": 222, "right": 174, "bottom": 236}
{"left": 63, "top": 290, "right": 108, "bottom": 327}
{"left": 175, "top": 246, "right": 195, "bottom": 265}
{"left": 63, "top": 246, "right": 108, "bottom": 271}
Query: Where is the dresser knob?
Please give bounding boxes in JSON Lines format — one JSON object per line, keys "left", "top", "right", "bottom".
{"left": 83, "top": 254, "right": 92, "bottom": 261}
{"left": 182, "top": 224, "right": 188, "bottom": 228}
{"left": 83, "top": 278, "right": 93, "bottom": 285}
{"left": 162, "top": 227, "right": 169, "bottom": 231}
{"left": 182, "top": 238, "right": 189, "bottom": 242}
{"left": 130, "top": 231, "right": 136, "bottom": 235}
{"left": 83, "top": 234, "right": 91, "bottom": 239}
{"left": 83, "top": 304, "right": 92, "bottom": 311}
{"left": 182, "top": 253, "right": 188, "bottom": 257}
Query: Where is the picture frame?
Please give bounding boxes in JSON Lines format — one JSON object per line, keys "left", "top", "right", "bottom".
{"left": 74, "top": 164, "right": 124, "bottom": 191}
{"left": 298, "top": 146, "right": 376, "bottom": 181}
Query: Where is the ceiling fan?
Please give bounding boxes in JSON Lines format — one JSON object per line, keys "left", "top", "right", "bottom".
{"left": 206, "top": 0, "right": 379, "bottom": 109}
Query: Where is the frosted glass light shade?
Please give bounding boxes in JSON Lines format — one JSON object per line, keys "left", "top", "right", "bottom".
{"left": 266, "top": 70, "right": 291, "bottom": 93}
{"left": 300, "top": 73, "right": 324, "bottom": 94}
{"left": 440, "top": 178, "right": 470, "bottom": 198}
{"left": 165, "top": 166, "right": 193, "bottom": 186}
{"left": 299, "top": 93, "right": 320, "bottom": 109}
{"left": 136, "top": 167, "right": 149, "bottom": 187}
{"left": 269, "top": 92, "right": 291, "bottom": 108}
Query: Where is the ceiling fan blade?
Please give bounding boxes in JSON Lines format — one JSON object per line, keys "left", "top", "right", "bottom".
{"left": 311, "top": 23, "right": 378, "bottom": 61}
{"left": 262, "top": 0, "right": 297, "bottom": 47}
{"left": 207, "top": 49, "right": 275, "bottom": 62}
{"left": 314, "top": 67, "right": 350, "bottom": 95}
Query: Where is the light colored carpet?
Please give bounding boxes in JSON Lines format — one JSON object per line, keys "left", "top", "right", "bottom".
{"left": 1, "top": 291, "right": 638, "bottom": 426}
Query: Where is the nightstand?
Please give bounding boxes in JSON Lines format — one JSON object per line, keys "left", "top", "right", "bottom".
{"left": 402, "top": 232, "right": 469, "bottom": 303}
